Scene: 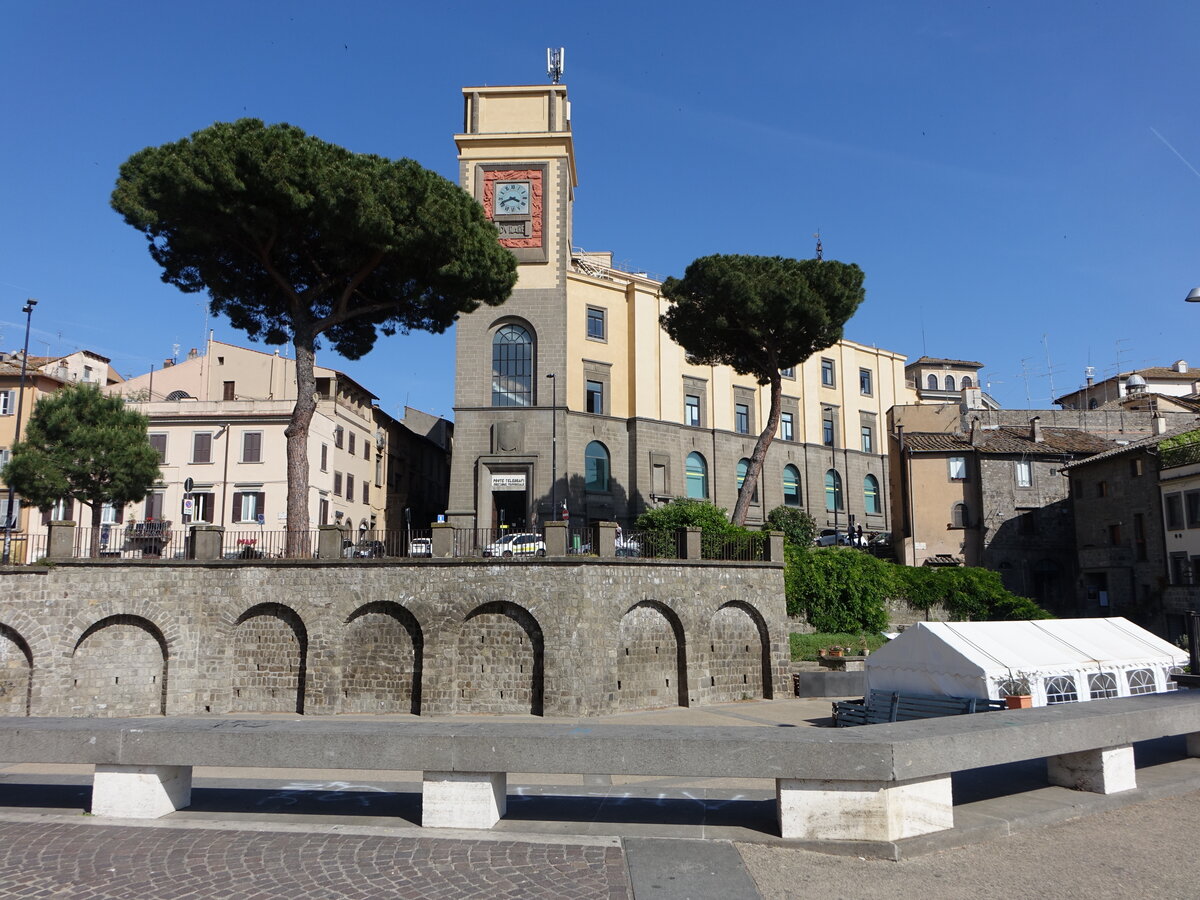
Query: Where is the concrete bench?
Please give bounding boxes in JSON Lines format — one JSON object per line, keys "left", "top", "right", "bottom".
{"left": 1, "top": 692, "right": 1199, "bottom": 843}
{"left": 833, "top": 689, "right": 1007, "bottom": 726}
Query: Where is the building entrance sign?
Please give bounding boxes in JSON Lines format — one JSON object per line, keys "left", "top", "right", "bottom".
{"left": 491, "top": 473, "right": 526, "bottom": 491}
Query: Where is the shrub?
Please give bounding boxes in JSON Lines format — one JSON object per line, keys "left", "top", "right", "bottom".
{"left": 765, "top": 505, "right": 817, "bottom": 549}
{"left": 784, "top": 546, "right": 892, "bottom": 633}
{"left": 892, "top": 565, "right": 1051, "bottom": 621}
{"left": 634, "top": 498, "right": 751, "bottom": 558}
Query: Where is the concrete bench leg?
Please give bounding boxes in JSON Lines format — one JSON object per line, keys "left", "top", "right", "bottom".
{"left": 776, "top": 775, "right": 953, "bottom": 841}
{"left": 1047, "top": 744, "right": 1136, "bottom": 794}
{"left": 92, "top": 765, "right": 193, "bottom": 818}
{"left": 422, "top": 771, "right": 507, "bottom": 829}
{"left": 1186, "top": 732, "right": 1200, "bottom": 758}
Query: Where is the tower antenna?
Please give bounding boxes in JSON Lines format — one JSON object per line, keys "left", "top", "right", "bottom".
{"left": 813, "top": 229, "right": 823, "bottom": 260}
{"left": 547, "top": 48, "right": 565, "bottom": 84}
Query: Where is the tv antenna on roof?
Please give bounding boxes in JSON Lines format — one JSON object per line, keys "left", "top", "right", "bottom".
{"left": 547, "top": 47, "right": 565, "bottom": 84}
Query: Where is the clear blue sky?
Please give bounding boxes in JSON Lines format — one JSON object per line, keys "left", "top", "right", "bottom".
{"left": 3, "top": 2, "right": 1199, "bottom": 419}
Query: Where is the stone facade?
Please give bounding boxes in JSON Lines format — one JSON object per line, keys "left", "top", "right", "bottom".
{"left": 0, "top": 558, "right": 789, "bottom": 718}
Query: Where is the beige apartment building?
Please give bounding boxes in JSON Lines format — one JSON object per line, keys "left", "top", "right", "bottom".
{"left": 447, "top": 82, "right": 914, "bottom": 533}
{"left": 105, "top": 338, "right": 405, "bottom": 540}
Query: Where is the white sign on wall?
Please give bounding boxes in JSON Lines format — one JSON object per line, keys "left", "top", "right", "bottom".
{"left": 491, "top": 473, "right": 526, "bottom": 491}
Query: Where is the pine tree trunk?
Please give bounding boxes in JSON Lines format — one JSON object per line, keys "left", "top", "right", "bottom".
{"left": 731, "top": 375, "right": 783, "bottom": 526}
{"left": 285, "top": 333, "right": 316, "bottom": 557}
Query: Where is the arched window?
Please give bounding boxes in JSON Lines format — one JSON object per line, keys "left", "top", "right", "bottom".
{"left": 824, "top": 470, "right": 843, "bottom": 511}
{"left": 686, "top": 452, "right": 708, "bottom": 499}
{"left": 1043, "top": 675, "right": 1078, "bottom": 704}
{"left": 1088, "top": 398, "right": 1099, "bottom": 409}
{"left": 492, "top": 323, "right": 534, "bottom": 407}
{"left": 783, "top": 465, "right": 801, "bottom": 507}
{"left": 1087, "top": 672, "right": 1119, "bottom": 700}
{"left": 736, "top": 458, "right": 759, "bottom": 503}
{"left": 961, "top": 376, "right": 973, "bottom": 388}
{"left": 945, "top": 375, "right": 956, "bottom": 391}
{"left": 1127, "top": 668, "right": 1156, "bottom": 695}
{"left": 863, "top": 474, "right": 880, "bottom": 515}
{"left": 926, "top": 374, "right": 937, "bottom": 390}
{"left": 952, "top": 502, "right": 968, "bottom": 528}
{"left": 585, "top": 441, "right": 610, "bottom": 492}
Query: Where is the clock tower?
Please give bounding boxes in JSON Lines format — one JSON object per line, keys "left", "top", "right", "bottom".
{"left": 448, "top": 84, "right": 578, "bottom": 531}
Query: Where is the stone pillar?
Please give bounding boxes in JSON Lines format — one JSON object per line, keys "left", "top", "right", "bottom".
{"left": 188, "top": 525, "right": 225, "bottom": 560}
{"left": 594, "top": 521, "right": 617, "bottom": 558}
{"left": 431, "top": 522, "right": 455, "bottom": 558}
{"left": 776, "top": 774, "right": 953, "bottom": 841}
{"left": 46, "top": 521, "right": 76, "bottom": 560}
{"left": 678, "top": 526, "right": 702, "bottom": 560}
{"left": 543, "top": 521, "right": 567, "bottom": 557}
{"left": 317, "top": 525, "right": 345, "bottom": 560}
{"left": 92, "top": 764, "right": 193, "bottom": 818}
{"left": 422, "top": 771, "right": 506, "bottom": 828}
{"left": 1046, "top": 744, "right": 1136, "bottom": 794}
{"left": 763, "top": 530, "right": 785, "bottom": 562}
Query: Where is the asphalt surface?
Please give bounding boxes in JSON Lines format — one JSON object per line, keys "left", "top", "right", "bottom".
{"left": 1, "top": 697, "right": 1198, "bottom": 898}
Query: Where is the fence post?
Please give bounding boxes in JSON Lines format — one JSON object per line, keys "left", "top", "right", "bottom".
{"left": 543, "top": 521, "right": 567, "bottom": 557}
{"left": 431, "top": 522, "right": 455, "bottom": 558}
{"left": 317, "top": 525, "right": 345, "bottom": 560}
{"left": 763, "top": 530, "right": 785, "bottom": 562}
{"left": 46, "top": 520, "right": 76, "bottom": 560}
{"left": 188, "top": 525, "right": 225, "bottom": 560}
{"left": 679, "top": 526, "right": 702, "bottom": 560}
{"left": 594, "top": 522, "right": 617, "bottom": 558}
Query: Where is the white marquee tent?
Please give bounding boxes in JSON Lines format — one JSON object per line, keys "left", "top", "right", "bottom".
{"left": 865, "top": 618, "right": 1187, "bottom": 706}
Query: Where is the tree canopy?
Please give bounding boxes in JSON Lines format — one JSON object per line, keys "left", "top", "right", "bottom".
{"left": 111, "top": 119, "right": 517, "bottom": 551}
{"left": 1, "top": 384, "right": 161, "bottom": 537}
{"left": 661, "top": 255, "right": 864, "bottom": 524}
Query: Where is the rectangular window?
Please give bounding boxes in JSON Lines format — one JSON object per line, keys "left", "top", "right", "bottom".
{"left": 821, "top": 358, "right": 835, "bottom": 387}
{"left": 1097, "top": 480, "right": 1109, "bottom": 498}
{"left": 232, "top": 491, "right": 266, "bottom": 524}
{"left": 0, "top": 448, "right": 9, "bottom": 468}
{"left": 1166, "top": 493, "right": 1184, "bottom": 531}
{"left": 364, "top": 439, "right": 370, "bottom": 460}
{"left": 781, "top": 366, "right": 795, "bottom": 379}
{"left": 148, "top": 433, "right": 167, "bottom": 464}
{"left": 685, "top": 394, "right": 700, "bottom": 427}
{"left": 319, "top": 498, "right": 329, "bottom": 527}
{"left": 241, "top": 431, "right": 262, "bottom": 464}
{"left": 320, "top": 444, "right": 329, "bottom": 472}
{"left": 861, "top": 425, "right": 873, "bottom": 454}
{"left": 586, "top": 380, "right": 605, "bottom": 415}
{"left": 0, "top": 390, "right": 14, "bottom": 415}
{"left": 948, "top": 456, "right": 967, "bottom": 481}
{"left": 192, "top": 432, "right": 212, "bottom": 464}
{"left": 780, "top": 411, "right": 794, "bottom": 442}
{"left": 735, "top": 403, "right": 750, "bottom": 434}
{"left": 100, "top": 502, "right": 121, "bottom": 525}
{"left": 144, "top": 492, "right": 164, "bottom": 521}
{"left": 1015, "top": 460, "right": 1032, "bottom": 488}
{"left": 348, "top": 432, "right": 356, "bottom": 455}
{"left": 189, "top": 492, "right": 214, "bottom": 524}
{"left": 83, "top": 365, "right": 94, "bottom": 383}
{"left": 334, "top": 427, "right": 344, "bottom": 449}
{"left": 346, "top": 474, "right": 355, "bottom": 502}
{"left": 223, "top": 381, "right": 235, "bottom": 401}
{"left": 586, "top": 306, "right": 606, "bottom": 340}
{"left": 823, "top": 416, "right": 835, "bottom": 447}
{"left": 859, "top": 368, "right": 872, "bottom": 395}
{"left": 1187, "top": 490, "right": 1200, "bottom": 529}
{"left": 1130, "top": 457, "right": 1144, "bottom": 477}
{"left": 333, "top": 471, "right": 343, "bottom": 496}
{"left": 362, "top": 481, "right": 369, "bottom": 504}
{"left": 1108, "top": 523, "right": 1122, "bottom": 546}
{"left": 1019, "top": 509, "right": 1039, "bottom": 535}
{"left": 1134, "top": 513, "right": 1147, "bottom": 561}
{"left": 375, "top": 456, "right": 383, "bottom": 486}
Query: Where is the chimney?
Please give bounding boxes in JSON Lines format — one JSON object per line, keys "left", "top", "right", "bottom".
{"left": 969, "top": 417, "right": 982, "bottom": 446}
{"left": 187, "top": 347, "right": 199, "bottom": 360}
{"left": 163, "top": 359, "right": 174, "bottom": 369}
{"left": 1030, "top": 416, "right": 1043, "bottom": 443}
{"left": 1154, "top": 415, "right": 1168, "bottom": 435}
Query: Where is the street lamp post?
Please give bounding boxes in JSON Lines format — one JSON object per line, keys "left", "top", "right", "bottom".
{"left": 3, "top": 299, "right": 38, "bottom": 566}
{"left": 1183, "top": 288, "right": 1200, "bottom": 679}
{"left": 546, "top": 373, "right": 557, "bottom": 524}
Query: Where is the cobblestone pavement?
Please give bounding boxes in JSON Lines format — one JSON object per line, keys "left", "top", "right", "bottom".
{"left": 0, "top": 821, "right": 631, "bottom": 900}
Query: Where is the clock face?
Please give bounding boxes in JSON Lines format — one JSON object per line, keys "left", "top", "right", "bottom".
{"left": 495, "top": 181, "right": 530, "bottom": 216}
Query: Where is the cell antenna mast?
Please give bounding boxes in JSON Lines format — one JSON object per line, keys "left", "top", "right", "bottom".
{"left": 547, "top": 48, "right": 565, "bottom": 84}
{"left": 813, "top": 230, "right": 823, "bottom": 260}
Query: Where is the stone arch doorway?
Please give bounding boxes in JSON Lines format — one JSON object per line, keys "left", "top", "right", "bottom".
{"left": 708, "top": 601, "right": 772, "bottom": 702}
{"left": 0, "top": 624, "right": 33, "bottom": 717}
{"left": 231, "top": 604, "right": 308, "bottom": 714}
{"left": 68, "top": 615, "right": 168, "bottom": 717}
{"left": 343, "top": 602, "right": 423, "bottom": 715}
{"left": 457, "top": 601, "right": 544, "bottom": 716}
{"left": 615, "top": 601, "right": 688, "bottom": 711}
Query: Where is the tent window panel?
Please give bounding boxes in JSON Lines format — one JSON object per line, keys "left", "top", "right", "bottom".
{"left": 1043, "top": 675, "right": 1078, "bottom": 704}
{"left": 1126, "top": 668, "right": 1156, "bottom": 695}
{"left": 1087, "top": 672, "right": 1119, "bottom": 700}
{"left": 1166, "top": 667, "right": 1184, "bottom": 692}
{"left": 997, "top": 677, "right": 1031, "bottom": 698}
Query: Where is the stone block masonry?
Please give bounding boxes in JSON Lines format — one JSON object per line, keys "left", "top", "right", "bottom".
{"left": 0, "top": 558, "right": 789, "bottom": 717}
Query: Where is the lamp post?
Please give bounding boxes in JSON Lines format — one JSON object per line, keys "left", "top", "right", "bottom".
{"left": 824, "top": 405, "right": 839, "bottom": 545}
{"left": 3, "top": 299, "right": 38, "bottom": 565}
{"left": 546, "top": 373, "right": 557, "bottom": 524}
{"left": 1183, "top": 288, "right": 1200, "bottom": 680}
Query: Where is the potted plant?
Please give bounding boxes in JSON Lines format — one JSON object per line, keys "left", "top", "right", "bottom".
{"left": 1001, "top": 673, "right": 1034, "bottom": 709}
{"left": 828, "top": 647, "right": 844, "bottom": 658}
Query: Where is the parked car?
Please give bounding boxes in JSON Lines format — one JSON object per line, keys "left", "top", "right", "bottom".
{"left": 409, "top": 537, "right": 432, "bottom": 557}
{"left": 814, "top": 529, "right": 865, "bottom": 547}
{"left": 353, "top": 540, "right": 386, "bottom": 558}
{"left": 483, "top": 532, "right": 547, "bottom": 557}
{"left": 615, "top": 535, "right": 641, "bottom": 557}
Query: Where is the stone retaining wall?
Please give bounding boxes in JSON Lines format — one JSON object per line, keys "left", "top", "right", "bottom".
{"left": 0, "top": 558, "right": 788, "bottom": 718}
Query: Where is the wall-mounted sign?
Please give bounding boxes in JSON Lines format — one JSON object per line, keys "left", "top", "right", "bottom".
{"left": 491, "top": 473, "right": 526, "bottom": 491}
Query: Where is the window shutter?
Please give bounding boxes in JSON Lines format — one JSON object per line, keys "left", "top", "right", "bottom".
{"left": 257, "top": 492, "right": 266, "bottom": 520}
{"left": 116, "top": 504, "right": 125, "bottom": 524}
{"left": 231, "top": 493, "right": 243, "bottom": 523}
